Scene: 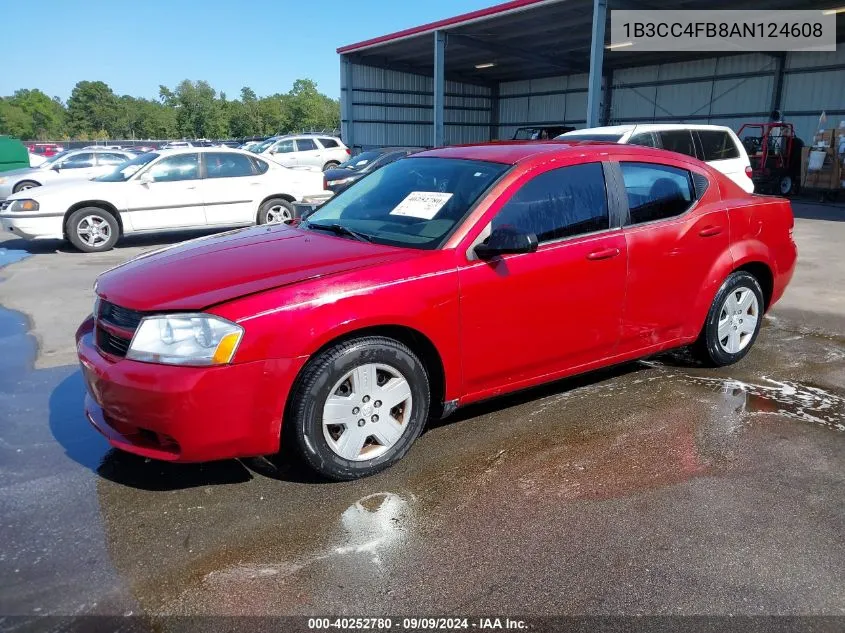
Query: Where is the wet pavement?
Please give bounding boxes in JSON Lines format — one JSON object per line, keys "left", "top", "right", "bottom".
{"left": 0, "top": 211, "right": 844, "bottom": 618}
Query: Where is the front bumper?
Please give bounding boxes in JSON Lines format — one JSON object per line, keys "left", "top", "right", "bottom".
{"left": 76, "top": 318, "right": 307, "bottom": 462}
{"left": 0, "top": 213, "right": 64, "bottom": 240}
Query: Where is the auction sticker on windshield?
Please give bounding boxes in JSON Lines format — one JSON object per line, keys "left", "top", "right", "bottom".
{"left": 390, "top": 191, "right": 453, "bottom": 219}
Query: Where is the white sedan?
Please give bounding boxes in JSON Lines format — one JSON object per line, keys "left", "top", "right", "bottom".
{"left": 0, "top": 148, "right": 328, "bottom": 252}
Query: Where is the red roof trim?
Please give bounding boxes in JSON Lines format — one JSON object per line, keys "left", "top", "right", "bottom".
{"left": 337, "top": 0, "right": 555, "bottom": 54}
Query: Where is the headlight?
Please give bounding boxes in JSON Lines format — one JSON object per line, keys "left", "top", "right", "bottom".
{"left": 328, "top": 177, "right": 355, "bottom": 187}
{"left": 127, "top": 314, "right": 244, "bottom": 366}
{"left": 0, "top": 177, "right": 7, "bottom": 184}
{"left": 9, "top": 199, "right": 39, "bottom": 212}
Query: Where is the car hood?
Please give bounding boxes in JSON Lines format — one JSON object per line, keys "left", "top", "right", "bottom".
{"left": 6, "top": 178, "right": 106, "bottom": 201}
{"left": 1, "top": 166, "right": 43, "bottom": 179}
{"left": 324, "top": 167, "right": 360, "bottom": 181}
{"left": 96, "top": 224, "right": 424, "bottom": 311}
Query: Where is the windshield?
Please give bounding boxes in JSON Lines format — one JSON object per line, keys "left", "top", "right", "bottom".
{"left": 94, "top": 152, "right": 158, "bottom": 182}
{"left": 338, "top": 151, "right": 382, "bottom": 171}
{"left": 558, "top": 132, "right": 624, "bottom": 142}
{"left": 250, "top": 139, "right": 275, "bottom": 154}
{"left": 304, "top": 157, "right": 508, "bottom": 249}
{"left": 38, "top": 150, "right": 72, "bottom": 169}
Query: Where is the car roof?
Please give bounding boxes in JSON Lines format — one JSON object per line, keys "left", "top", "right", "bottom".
{"left": 415, "top": 140, "right": 688, "bottom": 165}
{"left": 563, "top": 123, "right": 737, "bottom": 136}
{"left": 152, "top": 147, "right": 254, "bottom": 156}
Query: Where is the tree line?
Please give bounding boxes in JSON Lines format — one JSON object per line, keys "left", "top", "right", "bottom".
{"left": 0, "top": 79, "right": 340, "bottom": 141}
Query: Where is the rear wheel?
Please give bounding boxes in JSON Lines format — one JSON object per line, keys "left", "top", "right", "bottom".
{"left": 13, "top": 180, "right": 40, "bottom": 193}
{"left": 779, "top": 175, "right": 793, "bottom": 196}
{"left": 691, "top": 271, "right": 764, "bottom": 366}
{"left": 322, "top": 161, "right": 340, "bottom": 172}
{"left": 65, "top": 207, "right": 119, "bottom": 252}
{"left": 287, "top": 336, "right": 430, "bottom": 480}
{"left": 258, "top": 198, "right": 294, "bottom": 224}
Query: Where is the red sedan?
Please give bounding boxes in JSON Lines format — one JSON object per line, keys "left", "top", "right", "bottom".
{"left": 76, "top": 142, "right": 796, "bottom": 480}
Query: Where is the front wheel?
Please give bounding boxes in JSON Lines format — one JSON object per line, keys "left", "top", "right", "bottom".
{"left": 258, "top": 198, "right": 294, "bottom": 225}
{"left": 287, "top": 337, "right": 430, "bottom": 480}
{"left": 691, "top": 271, "right": 764, "bottom": 366}
{"left": 66, "top": 207, "right": 119, "bottom": 252}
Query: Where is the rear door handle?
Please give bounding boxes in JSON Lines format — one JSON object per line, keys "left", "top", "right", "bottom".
{"left": 586, "top": 247, "right": 620, "bottom": 261}
{"left": 699, "top": 225, "right": 723, "bottom": 237}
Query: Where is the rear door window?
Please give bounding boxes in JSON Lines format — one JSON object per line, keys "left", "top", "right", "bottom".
{"left": 318, "top": 138, "right": 339, "bottom": 148}
{"left": 492, "top": 162, "right": 609, "bottom": 243}
{"left": 295, "top": 138, "right": 318, "bottom": 152}
{"left": 658, "top": 131, "right": 697, "bottom": 158}
{"left": 620, "top": 162, "right": 696, "bottom": 225}
{"left": 697, "top": 130, "right": 740, "bottom": 161}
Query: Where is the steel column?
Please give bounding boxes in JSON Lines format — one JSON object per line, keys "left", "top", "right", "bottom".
{"left": 586, "top": 0, "right": 607, "bottom": 128}
{"left": 489, "top": 82, "right": 500, "bottom": 141}
{"left": 770, "top": 52, "right": 786, "bottom": 116}
{"left": 433, "top": 30, "right": 446, "bottom": 147}
{"left": 341, "top": 55, "right": 354, "bottom": 149}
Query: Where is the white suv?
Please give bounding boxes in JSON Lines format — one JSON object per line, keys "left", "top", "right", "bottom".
{"left": 253, "top": 135, "right": 350, "bottom": 172}
{"left": 558, "top": 124, "right": 754, "bottom": 193}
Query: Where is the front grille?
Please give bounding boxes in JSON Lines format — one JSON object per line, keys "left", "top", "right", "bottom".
{"left": 0, "top": 200, "right": 12, "bottom": 212}
{"left": 99, "top": 300, "right": 145, "bottom": 330}
{"left": 97, "top": 327, "right": 131, "bottom": 357}
{"left": 95, "top": 300, "right": 146, "bottom": 358}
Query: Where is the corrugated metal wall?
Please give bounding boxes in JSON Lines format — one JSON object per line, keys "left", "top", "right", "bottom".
{"left": 343, "top": 63, "right": 491, "bottom": 149}
{"left": 782, "top": 47, "right": 845, "bottom": 145}
{"left": 342, "top": 51, "right": 845, "bottom": 149}
{"left": 493, "top": 51, "right": 844, "bottom": 145}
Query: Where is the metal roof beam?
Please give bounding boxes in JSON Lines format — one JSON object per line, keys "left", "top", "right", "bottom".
{"left": 347, "top": 53, "right": 495, "bottom": 90}
{"left": 447, "top": 33, "right": 590, "bottom": 74}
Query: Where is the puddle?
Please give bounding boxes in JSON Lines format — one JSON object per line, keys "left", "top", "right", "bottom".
{"left": 0, "top": 247, "right": 30, "bottom": 269}
{"left": 663, "top": 370, "right": 845, "bottom": 432}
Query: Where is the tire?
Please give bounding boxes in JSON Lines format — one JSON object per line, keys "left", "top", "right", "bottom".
{"left": 691, "top": 271, "right": 764, "bottom": 367}
{"left": 322, "top": 161, "right": 340, "bottom": 172}
{"left": 778, "top": 175, "right": 793, "bottom": 196}
{"left": 13, "top": 180, "right": 40, "bottom": 193}
{"left": 287, "top": 336, "right": 430, "bottom": 481}
{"left": 65, "top": 207, "right": 120, "bottom": 253}
{"left": 258, "top": 198, "right": 294, "bottom": 225}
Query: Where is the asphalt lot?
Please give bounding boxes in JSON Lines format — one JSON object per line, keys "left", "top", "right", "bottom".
{"left": 0, "top": 203, "right": 843, "bottom": 618}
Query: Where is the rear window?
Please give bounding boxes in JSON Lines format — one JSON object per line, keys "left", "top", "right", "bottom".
{"left": 658, "top": 131, "right": 697, "bottom": 158}
{"left": 249, "top": 156, "right": 269, "bottom": 174}
{"left": 698, "top": 130, "right": 740, "bottom": 161}
{"left": 319, "top": 138, "right": 339, "bottom": 148}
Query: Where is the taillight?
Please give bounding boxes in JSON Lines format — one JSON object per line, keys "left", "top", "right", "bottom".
{"left": 345, "top": 148, "right": 351, "bottom": 155}
{"left": 745, "top": 166, "right": 753, "bottom": 179}
{"left": 323, "top": 175, "right": 328, "bottom": 190}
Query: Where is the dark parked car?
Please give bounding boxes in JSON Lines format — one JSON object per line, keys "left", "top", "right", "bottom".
{"left": 512, "top": 125, "right": 575, "bottom": 140}
{"left": 323, "top": 147, "right": 422, "bottom": 193}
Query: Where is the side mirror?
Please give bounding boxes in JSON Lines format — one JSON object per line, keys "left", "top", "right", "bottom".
{"left": 51, "top": 164, "right": 62, "bottom": 172}
{"left": 138, "top": 171, "right": 154, "bottom": 185}
{"left": 474, "top": 226, "right": 539, "bottom": 260}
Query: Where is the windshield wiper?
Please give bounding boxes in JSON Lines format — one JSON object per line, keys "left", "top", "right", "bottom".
{"left": 304, "top": 222, "right": 372, "bottom": 243}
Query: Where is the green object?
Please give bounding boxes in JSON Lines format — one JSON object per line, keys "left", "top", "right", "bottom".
{"left": 0, "top": 136, "right": 30, "bottom": 172}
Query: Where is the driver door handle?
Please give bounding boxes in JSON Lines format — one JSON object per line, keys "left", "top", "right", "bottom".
{"left": 698, "top": 225, "right": 723, "bottom": 237}
{"left": 586, "top": 247, "right": 620, "bottom": 261}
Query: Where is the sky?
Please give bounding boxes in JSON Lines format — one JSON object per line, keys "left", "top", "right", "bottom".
{"left": 2, "top": 0, "right": 497, "bottom": 102}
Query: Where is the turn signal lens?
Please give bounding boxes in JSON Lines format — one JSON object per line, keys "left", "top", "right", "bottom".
{"left": 212, "top": 331, "right": 242, "bottom": 365}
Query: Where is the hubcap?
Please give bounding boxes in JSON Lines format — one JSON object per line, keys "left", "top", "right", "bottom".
{"left": 780, "top": 176, "right": 792, "bottom": 194}
{"left": 322, "top": 363, "right": 413, "bottom": 461}
{"left": 717, "top": 286, "right": 759, "bottom": 354}
{"left": 265, "top": 204, "right": 292, "bottom": 224}
{"left": 77, "top": 215, "right": 111, "bottom": 248}
{"left": 18, "top": 183, "right": 35, "bottom": 191}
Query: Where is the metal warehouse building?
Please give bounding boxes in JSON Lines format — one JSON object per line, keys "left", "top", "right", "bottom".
{"left": 337, "top": 0, "right": 845, "bottom": 150}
